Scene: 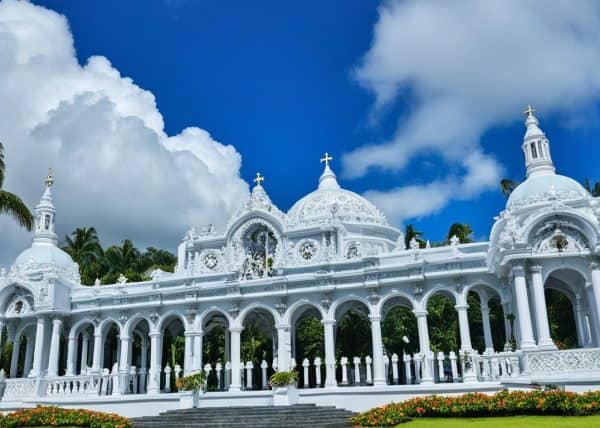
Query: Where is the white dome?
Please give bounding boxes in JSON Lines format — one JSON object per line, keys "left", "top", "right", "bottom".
{"left": 287, "top": 165, "right": 389, "bottom": 228}
{"left": 14, "top": 244, "right": 75, "bottom": 270}
{"left": 507, "top": 173, "right": 589, "bottom": 211}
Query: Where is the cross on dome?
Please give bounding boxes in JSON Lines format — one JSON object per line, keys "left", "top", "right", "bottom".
{"left": 523, "top": 105, "right": 535, "bottom": 117}
{"left": 320, "top": 152, "right": 333, "bottom": 166}
{"left": 253, "top": 172, "right": 265, "bottom": 187}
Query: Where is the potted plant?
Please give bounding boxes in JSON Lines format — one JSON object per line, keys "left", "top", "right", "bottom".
{"left": 269, "top": 370, "right": 299, "bottom": 406}
{"left": 175, "top": 371, "right": 206, "bottom": 409}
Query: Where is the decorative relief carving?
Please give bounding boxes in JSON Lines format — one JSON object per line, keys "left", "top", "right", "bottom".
{"left": 526, "top": 349, "right": 600, "bottom": 375}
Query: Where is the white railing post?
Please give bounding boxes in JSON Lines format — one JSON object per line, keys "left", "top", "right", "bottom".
{"left": 314, "top": 357, "right": 322, "bottom": 387}
{"left": 245, "top": 361, "right": 253, "bottom": 389}
{"left": 403, "top": 354, "right": 412, "bottom": 384}
{"left": 449, "top": 351, "right": 458, "bottom": 382}
{"left": 391, "top": 353, "right": 399, "bottom": 384}
{"left": 204, "top": 363, "right": 212, "bottom": 390}
{"left": 383, "top": 354, "right": 389, "bottom": 383}
{"left": 302, "top": 358, "right": 310, "bottom": 388}
{"left": 111, "top": 363, "right": 120, "bottom": 395}
{"left": 352, "top": 357, "right": 360, "bottom": 385}
{"left": 163, "top": 365, "right": 172, "bottom": 393}
{"left": 225, "top": 361, "right": 232, "bottom": 389}
{"left": 130, "top": 366, "right": 138, "bottom": 394}
{"left": 174, "top": 364, "right": 182, "bottom": 384}
{"left": 413, "top": 354, "right": 421, "bottom": 384}
{"left": 340, "top": 357, "right": 349, "bottom": 385}
{"left": 272, "top": 357, "right": 278, "bottom": 372}
{"left": 261, "top": 360, "right": 268, "bottom": 390}
{"left": 365, "top": 355, "right": 373, "bottom": 384}
{"left": 216, "top": 362, "right": 223, "bottom": 390}
{"left": 437, "top": 352, "right": 445, "bottom": 383}
{"left": 139, "top": 367, "right": 147, "bottom": 394}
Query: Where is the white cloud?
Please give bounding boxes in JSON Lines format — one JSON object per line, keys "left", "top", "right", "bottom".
{"left": 346, "top": 0, "right": 600, "bottom": 222}
{"left": 0, "top": 0, "right": 249, "bottom": 265}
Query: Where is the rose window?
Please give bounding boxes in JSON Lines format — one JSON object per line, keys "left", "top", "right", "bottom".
{"left": 203, "top": 253, "right": 219, "bottom": 270}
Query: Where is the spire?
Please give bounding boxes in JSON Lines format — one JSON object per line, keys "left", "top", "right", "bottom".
{"left": 521, "top": 106, "right": 555, "bottom": 178}
{"left": 318, "top": 152, "right": 340, "bottom": 190}
{"left": 33, "top": 169, "right": 57, "bottom": 246}
{"left": 253, "top": 172, "right": 265, "bottom": 188}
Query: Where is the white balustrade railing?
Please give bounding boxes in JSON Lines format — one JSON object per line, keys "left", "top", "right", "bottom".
{"left": 45, "top": 375, "right": 98, "bottom": 396}
{"left": 2, "top": 378, "right": 37, "bottom": 401}
{"left": 524, "top": 347, "right": 600, "bottom": 375}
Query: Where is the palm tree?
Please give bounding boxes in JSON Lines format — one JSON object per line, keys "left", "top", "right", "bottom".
{"left": 500, "top": 178, "right": 520, "bottom": 197}
{"left": 404, "top": 224, "right": 426, "bottom": 249}
{"left": 62, "top": 227, "right": 103, "bottom": 266}
{"left": 104, "top": 239, "right": 141, "bottom": 275}
{"left": 0, "top": 142, "right": 33, "bottom": 230}
{"left": 584, "top": 178, "right": 600, "bottom": 197}
{"left": 447, "top": 223, "right": 474, "bottom": 243}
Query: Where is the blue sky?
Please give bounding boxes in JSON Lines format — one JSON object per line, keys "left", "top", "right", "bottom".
{"left": 1, "top": 0, "right": 599, "bottom": 263}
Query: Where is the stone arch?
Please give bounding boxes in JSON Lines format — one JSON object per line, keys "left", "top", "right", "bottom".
{"left": 328, "top": 295, "right": 372, "bottom": 320}
{"left": 420, "top": 285, "right": 459, "bottom": 311}
{"left": 68, "top": 318, "right": 96, "bottom": 340}
{"left": 199, "top": 306, "right": 233, "bottom": 331}
{"left": 239, "top": 303, "right": 280, "bottom": 327}
{"left": 225, "top": 211, "right": 285, "bottom": 244}
{"left": 377, "top": 291, "right": 416, "bottom": 318}
{"left": 0, "top": 283, "right": 36, "bottom": 314}
{"left": 156, "top": 310, "right": 190, "bottom": 333}
{"left": 96, "top": 318, "right": 123, "bottom": 337}
{"left": 542, "top": 259, "right": 591, "bottom": 285}
{"left": 124, "top": 313, "right": 155, "bottom": 338}
{"left": 284, "top": 299, "right": 326, "bottom": 326}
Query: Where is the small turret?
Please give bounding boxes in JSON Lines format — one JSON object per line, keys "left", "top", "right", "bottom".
{"left": 521, "top": 106, "right": 555, "bottom": 178}
{"left": 33, "top": 169, "right": 57, "bottom": 246}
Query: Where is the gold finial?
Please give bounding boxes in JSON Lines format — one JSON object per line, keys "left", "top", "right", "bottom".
{"left": 320, "top": 152, "right": 333, "bottom": 167}
{"left": 253, "top": 172, "right": 265, "bottom": 186}
{"left": 45, "top": 168, "right": 54, "bottom": 188}
{"left": 523, "top": 105, "right": 535, "bottom": 117}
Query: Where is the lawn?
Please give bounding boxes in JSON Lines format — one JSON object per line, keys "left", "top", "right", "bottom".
{"left": 399, "top": 415, "right": 600, "bottom": 427}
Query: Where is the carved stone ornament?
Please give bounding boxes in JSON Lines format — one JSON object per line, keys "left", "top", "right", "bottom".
{"left": 116, "top": 274, "right": 128, "bottom": 284}
{"left": 228, "top": 304, "right": 240, "bottom": 318}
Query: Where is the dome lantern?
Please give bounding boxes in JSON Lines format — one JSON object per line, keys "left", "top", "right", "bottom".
{"left": 521, "top": 106, "right": 555, "bottom": 178}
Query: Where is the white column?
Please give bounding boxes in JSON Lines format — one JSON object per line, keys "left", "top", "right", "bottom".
{"left": 589, "top": 261, "right": 600, "bottom": 345}
{"left": 10, "top": 338, "right": 20, "bottom": 378}
{"left": 184, "top": 333, "right": 193, "bottom": 375}
{"left": 530, "top": 265, "right": 555, "bottom": 349}
{"left": 91, "top": 331, "right": 103, "bottom": 373}
{"left": 66, "top": 335, "right": 77, "bottom": 376}
{"left": 30, "top": 316, "right": 47, "bottom": 378}
{"left": 414, "top": 311, "right": 433, "bottom": 384}
{"left": 512, "top": 264, "right": 536, "bottom": 350}
{"left": 574, "top": 298, "right": 588, "bottom": 347}
{"left": 193, "top": 332, "right": 203, "bottom": 372}
{"left": 117, "top": 335, "right": 130, "bottom": 395}
{"left": 369, "top": 315, "right": 386, "bottom": 386}
{"left": 455, "top": 304, "right": 472, "bottom": 351}
{"left": 322, "top": 319, "right": 337, "bottom": 388}
{"left": 0, "top": 319, "right": 5, "bottom": 357}
{"left": 23, "top": 336, "right": 34, "bottom": 377}
{"left": 147, "top": 332, "right": 161, "bottom": 394}
{"left": 81, "top": 333, "right": 90, "bottom": 372}
{"left": 502, "top": 302, "right": 513, "bottom": 349}
{"left": 141, "top": 337, "right": 148, "bottom": 369}
{"left": 276, "top": 324, "right": 291, "bottom": 372}
{"left": 229, "top": 327, "right": 242, "bottom": 392}
{"left": 480, "top": 303, "right": 494, "bottom": 353}
{"left": 47, "top": 318, "right": 63, "bottom": 377}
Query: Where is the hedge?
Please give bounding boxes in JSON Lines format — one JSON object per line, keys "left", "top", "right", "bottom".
{"left": 351, "top": 390, "right": 600, "bottom": 427}
{"left": 0, "top": 406, "right": 132, "bottom": 428}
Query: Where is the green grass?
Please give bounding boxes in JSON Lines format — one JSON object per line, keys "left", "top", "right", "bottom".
{"left": 397, "top": 415, "right": 600, "bottom": 427}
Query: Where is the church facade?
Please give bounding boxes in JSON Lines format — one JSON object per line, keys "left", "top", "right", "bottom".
{"left": 0, "top": 109, "right": 599, "bottom": 416}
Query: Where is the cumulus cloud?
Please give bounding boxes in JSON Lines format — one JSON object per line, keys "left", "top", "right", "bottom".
{"left": 346, "top": 0, "right": 600, "bottom": 223}
{"left": 0, "top": 0, "right": 249, "bottom": 265}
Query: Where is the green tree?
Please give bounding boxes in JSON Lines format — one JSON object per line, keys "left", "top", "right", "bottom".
{"left": 62, "top": 227, "right": 104, "bottom": 284}
{"left": 500, "top": 178, "right": 520, "bottom": 197}
{"left": 294, "top": 316, "right": 324, "bottom": 362}
{"left": 102, "top": 239, "right": 143, "bottom": 283}
{"left": 382, "top": 306, "right": 418, "bottom": 356}
{"left": 427, "top": 295, "right": 459, "bottom": 354}
{"left": 0, "top": 142, "right": 33, "bottom": 230}
{"left": 447, "top": 223, "right": 473, "bottom": 243}
{"left": 138, "top": 246, "right": 177, "bottom": 273}
{"left": 404, "top": 224, "right": 426, "bottom": 249}
{"left": 584, "top": 178, "right": 600, "bottom": 197}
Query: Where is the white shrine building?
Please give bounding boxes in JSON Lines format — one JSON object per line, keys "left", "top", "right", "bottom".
{"left": 0, "top": 109, "right": 600, "bottom": 416}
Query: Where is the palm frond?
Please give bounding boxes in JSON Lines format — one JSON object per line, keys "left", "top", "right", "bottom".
{"left": 0, "top": 190, "right": 33, "bottom": 230}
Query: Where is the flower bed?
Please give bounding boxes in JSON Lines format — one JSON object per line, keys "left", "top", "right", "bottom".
{"left": 351, "top": 390, "right": 600, "bottom": 427}
{"left": 0, "top": 406, "right": 132, "bottom": 428}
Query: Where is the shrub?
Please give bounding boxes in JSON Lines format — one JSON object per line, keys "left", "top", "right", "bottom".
{"left": 175, "top": 370, "right": 206, "bottom": 391}
{"left": 351, "top": 389, "right": 600, "bottom": 427}
{"left": 269, "top": 370, "right": 298, "bottom": 387}
{"left": 0, "top": 405, "right": 131, "bottom": 428}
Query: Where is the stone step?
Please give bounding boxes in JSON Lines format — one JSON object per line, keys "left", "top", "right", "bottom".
{"left": 131, "top": 404, "right": 355, "bottom": 428}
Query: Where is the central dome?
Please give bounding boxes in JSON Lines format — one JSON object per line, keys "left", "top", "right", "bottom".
{"left": 287, "top": 164, "right": 389, "bottom": 228}
{"left": 507, "top": 174, "right": 589, "bottom": 211}
{"left": 14, "top": 244, "right": 75, "bottom": 270}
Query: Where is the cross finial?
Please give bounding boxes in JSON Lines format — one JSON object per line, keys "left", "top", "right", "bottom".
{"left": 253, "top": 172, "right": 265, "bottom": 186}
{"left": 45, "top": 168, "right": 54, "bottom": 188}
{"left": 320, "top": 152, "right": 333, "bottom": 167}
{"left": 523, "top": 105, "right": 535, "bottom": 117}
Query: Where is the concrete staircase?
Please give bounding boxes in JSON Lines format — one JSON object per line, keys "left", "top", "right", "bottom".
{"left": 131, "top": 404, "right": 356, "bottom": 428}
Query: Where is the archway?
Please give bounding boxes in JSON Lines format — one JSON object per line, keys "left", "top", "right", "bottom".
{"left": 466, "top": 286, "right": 506, "bottom": 353}
{"left": 544, "top": 268, "right": 586, "bottom": 349}
{"left": 334, "top": 300, "right": 371, "bottom": 385}
{"left": 160, "top": 316, "right": 185, "bottom": 392}
{"left": 241, "top": 308, "right": 276, "bottom": 390}
{"left": 75, "top": 323, "right": 94, "bottom": 375}
{"left": 101, "top": 321, "right": 121, "bottom": 372}
{"left": 202, "top": 310, "right": 230, "bottom": 391}
{"left": 290, "top": 303, "right": 324, "bottom": 388}
{"left": 128, "top": 318, "right": 151, "bottom": 394}
{"left": 426, "top": 292, "right": 459, "bottom": 354}
{"left": 381, "top": 296, "right": 417, "bottom": 385}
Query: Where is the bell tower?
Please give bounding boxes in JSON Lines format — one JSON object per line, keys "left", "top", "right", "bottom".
{"left": 32, "top": 169, "right": 57, "bottom": 246}
{"left": 521, "top": 106, "right": 556, "bottom": 178}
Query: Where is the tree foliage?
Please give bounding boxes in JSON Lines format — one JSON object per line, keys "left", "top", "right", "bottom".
{"left": 0, "top": 142, "right": 33, "bottom": 230}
